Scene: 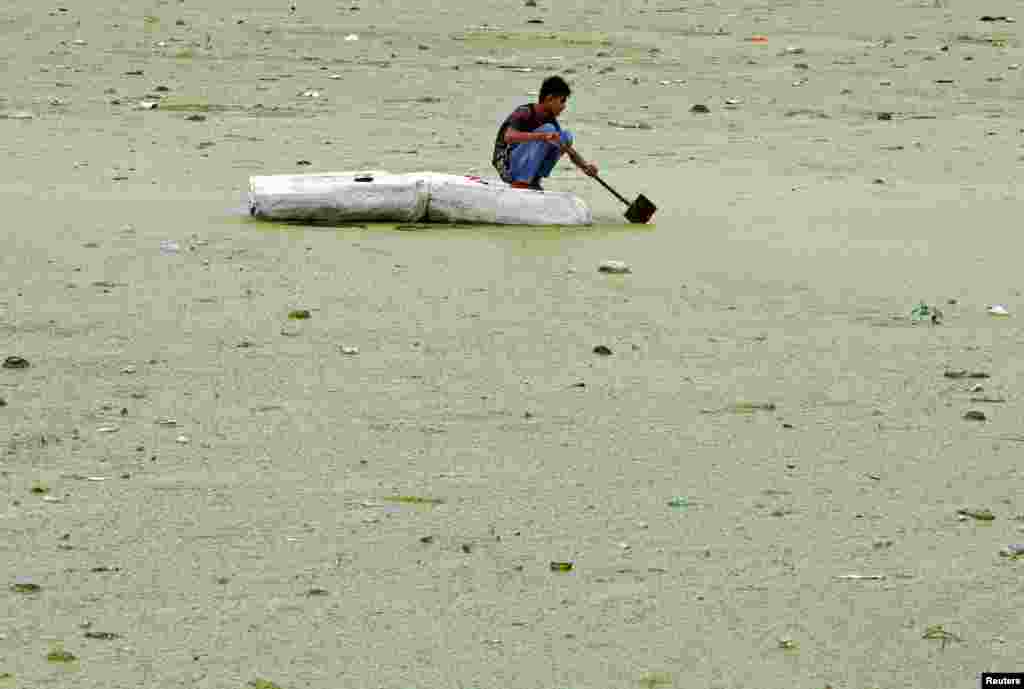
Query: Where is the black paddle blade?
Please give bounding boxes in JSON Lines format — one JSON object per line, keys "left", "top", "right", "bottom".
{"left": 624, "top": 194, "right": 656, "bottom": 224}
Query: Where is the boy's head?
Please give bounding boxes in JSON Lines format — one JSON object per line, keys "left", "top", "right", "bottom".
{"left": 538, "top": 75, "right": 571, "bottom": 117}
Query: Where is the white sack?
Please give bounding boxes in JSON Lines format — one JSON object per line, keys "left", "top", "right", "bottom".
{"left": 421, "top": 173, "right": 592, "bottom": 226}
{"left": 249, "top": 171, "right": 429, "bottom": 223}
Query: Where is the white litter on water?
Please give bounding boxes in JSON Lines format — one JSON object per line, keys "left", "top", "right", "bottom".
{"left": 988, "top": 304, "right": 1010, "bottom": 316}
{"left": 344, "top": 34, "right": 359, "bottom": 41}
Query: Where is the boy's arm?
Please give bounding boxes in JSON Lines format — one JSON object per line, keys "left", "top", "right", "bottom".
{"left": 504, "top": 129, "right": 561, "bottom": 144}
{"left": 563, "top": 144, "right": 598, "bottom": 176}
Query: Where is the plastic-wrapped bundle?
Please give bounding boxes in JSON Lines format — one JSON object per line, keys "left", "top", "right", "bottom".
{"left": 422, "top": 173, "right": 592, "bottom": 226}
{"left": 249, "top": 171, "right": 429, "bottom": 223}
{"left": 248, "top": 171, "right": 592, "bottom": 226}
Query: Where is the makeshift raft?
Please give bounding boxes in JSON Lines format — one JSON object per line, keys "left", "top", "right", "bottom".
{"left": 248, "top": 171, "right": 592, "bottom": 226}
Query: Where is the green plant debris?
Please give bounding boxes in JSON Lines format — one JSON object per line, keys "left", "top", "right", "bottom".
{"left": 248, "top": 680, "right": 284, "bottom": 689}
{"left": 702, "top": 401, "right": 777, "bottom": 414}
{"left": 46, "top": 649, "right": 77, "bottom": 663}
{"left": 30, "top": 482, "right": 49, "bottom": 494}
{"left": 383, "top": 495, "right": 445, "bottom": 505}
{"left": 638, "top": 671, "right": 674, "bottom": 688}
{"left": 174, "top": 48, "right": 195, "bottom": 59}
{"left": 549, "top": 561, "right": 574, "bottom": 572}
{"left": 156, "top": 99, "right": 237, "bottom": 113}
{"left": 955, "top": 32, "right": 1012, "bottom": 47}
{"left": 287, "top": 309, "right": 311, "bottom": 320}
{"left": 667, "top": 497, "right": 690, "bottom": 508}
{"left": 957, "top": 507, "right": 995, "bottom": 521}
{"left": 922, "top": 624, "right": 962, "bottom": 650}
{"left": 11, "top": 581, "right": 41, "bottom": 594}
{"left": 777, "top": 638, "right": 798, "bottom": 650}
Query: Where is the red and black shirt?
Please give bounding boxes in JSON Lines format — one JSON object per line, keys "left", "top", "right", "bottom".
{"left": 492, "top": 103, "right": 561, "bottom": 182}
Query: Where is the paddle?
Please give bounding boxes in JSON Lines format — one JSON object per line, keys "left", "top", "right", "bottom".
{"left": 565, "top": 145, "right": 657, "bottom": 223}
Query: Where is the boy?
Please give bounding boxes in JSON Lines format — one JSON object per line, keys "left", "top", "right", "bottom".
{"left": 492, "top": 75, "right": 598, "bottom": 191}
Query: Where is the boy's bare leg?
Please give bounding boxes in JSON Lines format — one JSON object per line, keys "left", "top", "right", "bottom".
{"left": 510, "top": 181, "right": 532, "bottom": 189}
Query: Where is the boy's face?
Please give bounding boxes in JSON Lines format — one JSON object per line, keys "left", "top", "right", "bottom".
{"left": 541, "top": 95, "right": 568, "bottom": 117}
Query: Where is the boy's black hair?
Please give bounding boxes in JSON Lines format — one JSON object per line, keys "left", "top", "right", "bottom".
{"left": 538, "top": 75, "right": 571, "bottom": 102}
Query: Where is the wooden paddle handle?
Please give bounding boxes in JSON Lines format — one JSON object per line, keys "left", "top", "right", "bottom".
{"left": 564, "top": 145, "right": 630, "bottom": 207}
{"left": 592, "top": 174, "right": 631, "bottom": 207}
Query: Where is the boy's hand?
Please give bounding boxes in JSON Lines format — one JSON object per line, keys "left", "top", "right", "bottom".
{"left": 542, "top": 132, "right": 562, "bottom": 144}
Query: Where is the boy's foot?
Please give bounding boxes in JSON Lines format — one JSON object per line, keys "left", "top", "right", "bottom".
{"left": 529, "top": 181, "right": 543, "bottom": 192}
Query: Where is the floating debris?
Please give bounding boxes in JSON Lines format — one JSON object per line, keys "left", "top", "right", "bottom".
{"left": 288, "top": 309, "right": 312, "bottom": 320}
{"left": 910, "top": 302, "right": 942, "bottom": 324}
{"left": 998, "top": 543, "right": 1024, "bottom": 558}
{"left": 592, "top": 345, "right": 613, "bottom": 356}
{"left": 963, "top": 410, "right": 987, "bottom": 421}
{"left": 957, "top": 508, "right": 995, "bottom": 521}
{"left": 339, "top": 345, "right": 360, "bottom": 355}
{"left": 10, "top": 579, "right": 42, "bottom": 594}
{"left": 83, "top": 631, "right": 121, "bottom": 640}
{"left": 703, "top": 401, "right": 777, "bottom": 414}
{"left": 988, "top": 304, "right": 1011, "bottom": 316}
{"left": 45, "top": 648, "right": 77, "bottom": 663}
{"left": 607, "top": 119, "right": 652, "bottom": 130}
{"left": 690, "top": 104, "right": 710, "bottom": 114}
{"left": 944, "top": 370, "right": 989, "bottom": 379}
{"left": 638, "top": 672, "right": 675, "bottom": 688}
{"left": 667, "top": 497, "right": 690, "bottom": 508}
{"left": 922, "top": 624, "right": 962, "bottom": 650}
{"left": 549, "top": 561, "right": 574, "bottom": 572}
{"left": 834, "top": 574, "right": 886, "bottom": 581}
{"left": 777, "top": 638, "right": 798, "bottom": 650}
{"left": 382, "top": 495, "right": 445, "bottom": 505}
{"left": 2, "top": 356, "right": 30, "bottom": 369}
{"left": 248, "top": 681, "right": 284, "bottom": 689}
{"left": 598, "top": 259, "right": 631, "bottom": 274}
